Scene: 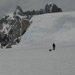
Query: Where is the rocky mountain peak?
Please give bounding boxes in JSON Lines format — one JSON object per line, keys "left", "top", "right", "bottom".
{"left": 0, "top": 6, "right": 30, "bottom": 48}
{"left": 14, "top": 5, "right": 24, "bottom": 16}
{"left": 45, "top": 2, "right": 62, "bottom": 13}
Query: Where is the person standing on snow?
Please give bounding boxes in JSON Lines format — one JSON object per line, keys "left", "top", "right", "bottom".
{"left": 52, "top": 43, "right": 56, "bottom": 50}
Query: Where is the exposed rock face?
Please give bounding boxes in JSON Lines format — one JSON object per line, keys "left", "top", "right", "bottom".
{"left": 21, "top": 19, "right": 30, "bottom": 35}
{"left": 45, "top": 2, "right": 62, "bottom": 13}
{"left": 14, "top": 5, "right": 25, "bottom": 16}
{"left": 0, "top": 6, "right": 30, "bottom": 48}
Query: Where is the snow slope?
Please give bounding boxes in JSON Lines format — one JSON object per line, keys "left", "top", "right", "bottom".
{"left": 0, "top": 11, "right": 75, "bottom": 75}
{"left": 20, "top": 11, "right": 75, "bottom": 49}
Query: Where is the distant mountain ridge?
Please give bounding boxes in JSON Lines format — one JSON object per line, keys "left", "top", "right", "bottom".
{"left": 24, "top": 2, "right": 62, "bottom": 19}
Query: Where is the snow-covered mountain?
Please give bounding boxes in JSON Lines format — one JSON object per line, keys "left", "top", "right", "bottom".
{"left": 0, "top": 5, "right": 30, "bottom": 48}
{"left": 0, "top": 3, "right": 62, "bottom": 49}
{"left": 0, "top": 7, "right": 75, "bottom": 75}
{"left": 0, "top": 5, "right": 74, "bottom": 49}
{"left": 0, "top": 11, "right": 75, "bottom": 75}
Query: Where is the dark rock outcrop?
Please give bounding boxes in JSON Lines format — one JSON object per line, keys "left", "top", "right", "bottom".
{"left": 45, "top": 2, "right": 62, "bottom": 13}
{"left": 0, "top": 6, "right": 30, "bottom": 48}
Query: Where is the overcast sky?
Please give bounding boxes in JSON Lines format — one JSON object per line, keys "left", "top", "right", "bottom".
{"left": 0, "top": 0, "right": 75, "bottom": 17}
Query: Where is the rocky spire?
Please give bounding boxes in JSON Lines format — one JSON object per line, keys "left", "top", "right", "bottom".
{"left": 14, "top": 5, "right": 24, "bottom": 16}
